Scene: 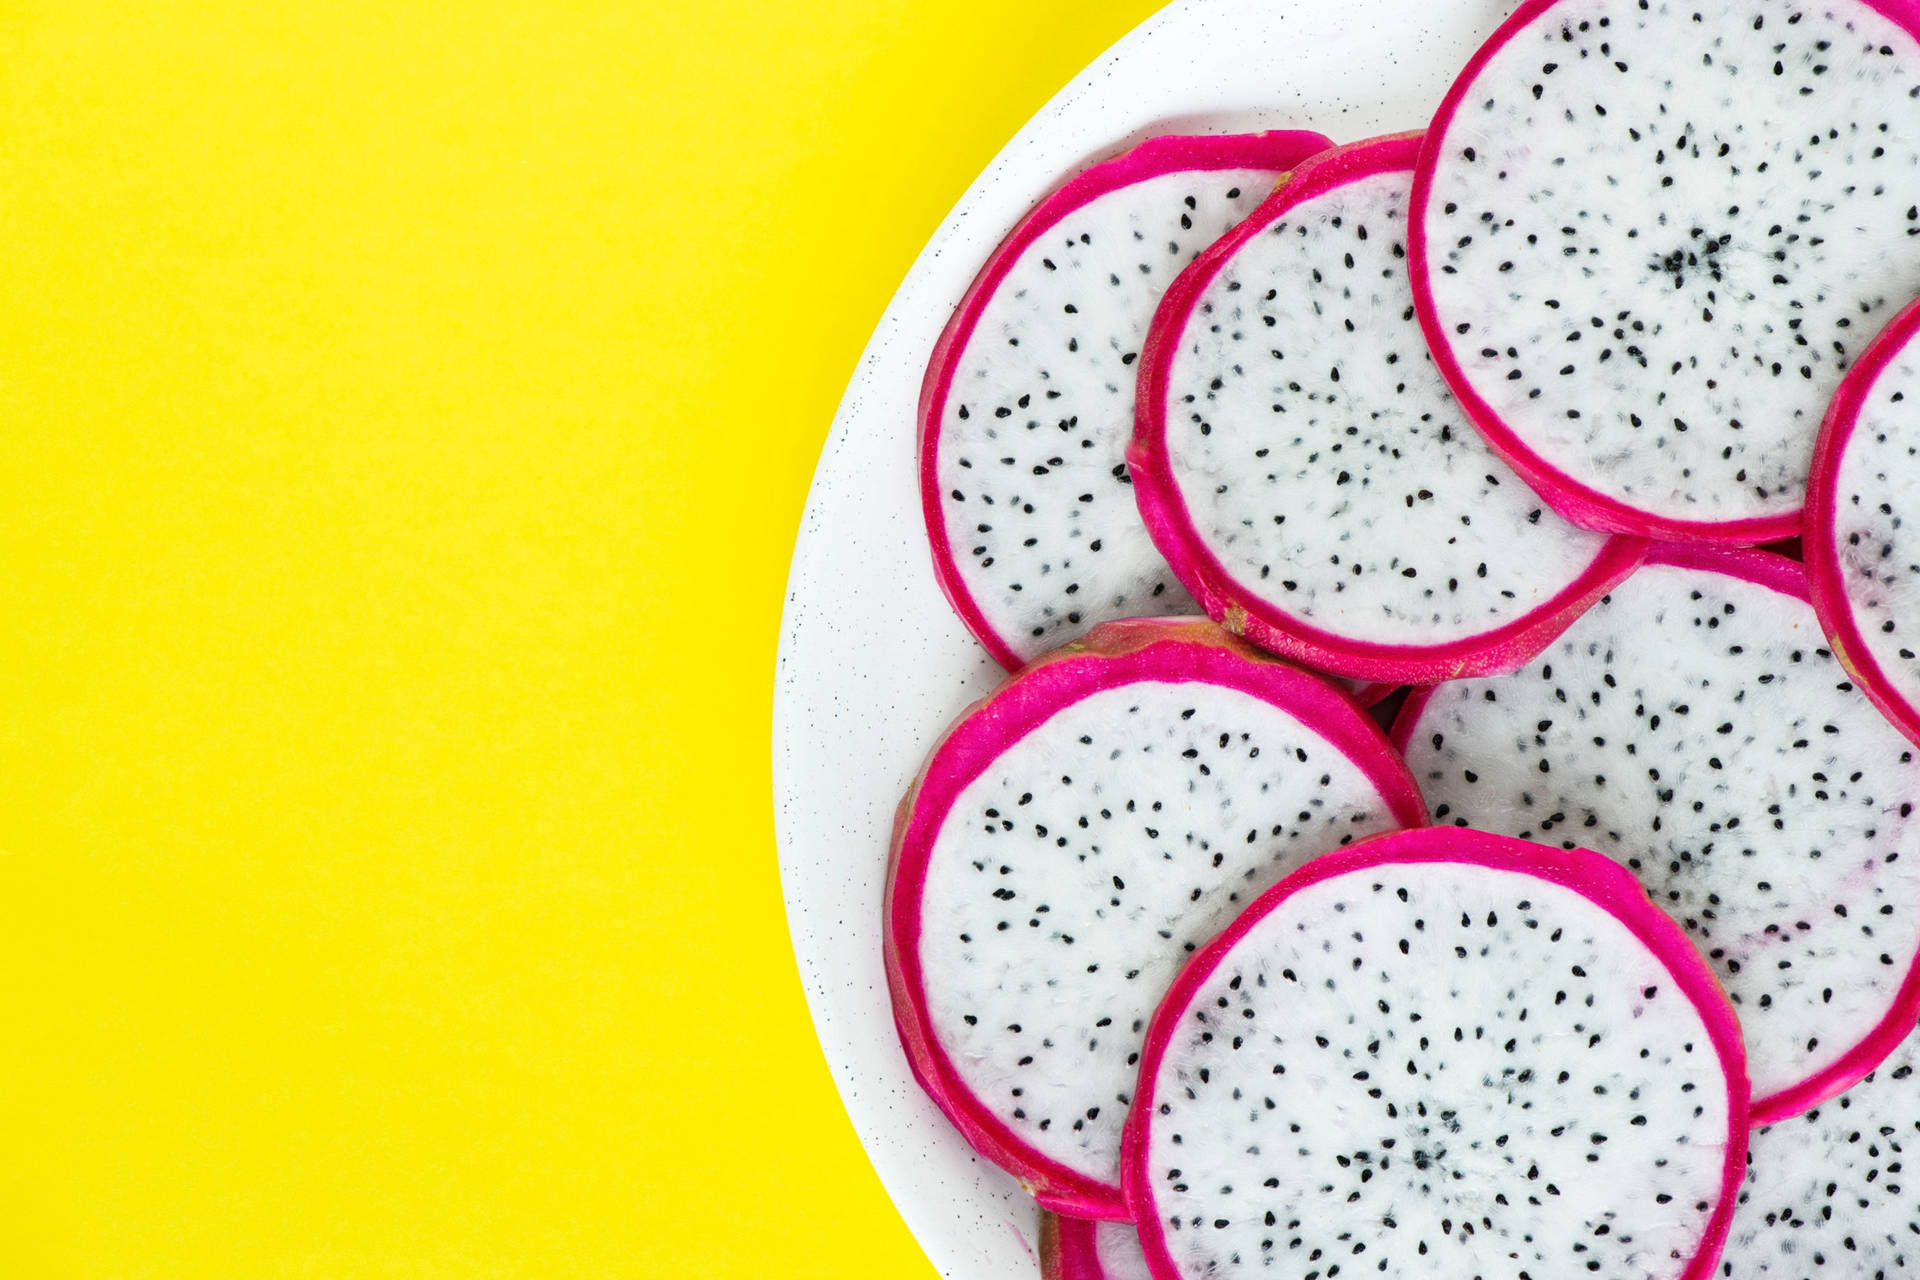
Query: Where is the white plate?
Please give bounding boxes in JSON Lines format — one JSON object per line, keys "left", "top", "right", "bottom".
{"left": 772, "top": 1, "right": 1510, "bottom": 1273}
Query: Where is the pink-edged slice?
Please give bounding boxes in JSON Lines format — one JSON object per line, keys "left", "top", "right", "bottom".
{"left": 922, "top": 130, "right": 1332, "bottom": 670}
{"left": 1806, "top": 295, "right": 1920, "bottom": 750}
{"left": 1129, "top": 132, "right": 1644, "bottom": 685}
{"left": 885, "top": 618, "right": 1426, "bottom": 1218}
{"left": 1041, "top": 1212, "right": 1153, "bottom": 1280}
{"left": 1122, "top": 826, "right": 1749, "bottom": 1280}
{"left": 1409, "top": 0, "right": 1920, "bottom": 542}
{"left": 1394, "top": 545, "right": 1920, "bottom": 1123}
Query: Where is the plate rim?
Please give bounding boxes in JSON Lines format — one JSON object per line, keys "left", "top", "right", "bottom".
{"left": 769, "top": 0, "right": 1510, "bottom": 1272}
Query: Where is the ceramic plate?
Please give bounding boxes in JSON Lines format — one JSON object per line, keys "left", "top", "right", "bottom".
{"left": 772, "top": 1, "right": 1509, "bottom": 1273}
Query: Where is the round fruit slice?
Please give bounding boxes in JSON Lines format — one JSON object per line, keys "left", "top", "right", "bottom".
{"left": 885, "top": 618, "right": 1425, "bottom": 1218}
{"left": 1123, "top": 826, "right": 1748, "bottom": 1280}
{"left": 1806, "top": 295, "right": 1920, "bottom": 749}
{"left": 1394, "top": 545, "right": 1920, "bottom": 1121}
{"left": 1130, "top": 132, "right": 1644, "bottom": 685}
{"left": 923, "top": 130, "right": 1332, "bottom": 670}
{"left": 1410, "top": 0, "right": 1920, "bottom": 541}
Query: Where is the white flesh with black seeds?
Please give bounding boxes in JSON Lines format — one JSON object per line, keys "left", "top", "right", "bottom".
{"left": 1829, "top": 348, "right": 1920, "bottom": 704}
{"left": 1722, "top": 1025, "right": 1920, "bottom": 1277}
{"left": 1166, "top": 167, "right": 1611, "bottom": 642}
{"left": 1142, "top": 862, "right": 1731, "bottom": 1279}
{"left": 919, "top": 681, "right": 1399, "bottom": 1186}
{"left": 938, "top": 172, "right": 1276, "bottom": 660}
{"left": 1402, "top": 561, "right": 1920, "bottom": 1104}
{"left": 1421, "top": 0, "right": 1920, "bottom": 525}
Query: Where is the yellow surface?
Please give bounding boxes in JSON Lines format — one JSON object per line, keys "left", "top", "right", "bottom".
{"left": 0, "top": 1, "right": 1168, "bottom": 1275}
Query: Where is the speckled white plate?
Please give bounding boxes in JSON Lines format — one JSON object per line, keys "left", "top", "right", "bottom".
{"left": 772, "top": 1, "right": 1510, "bottom": 1273}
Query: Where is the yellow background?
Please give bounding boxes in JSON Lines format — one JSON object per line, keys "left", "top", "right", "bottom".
{"left": 0, "top": 1, "right": 1157, "bottom": 1274}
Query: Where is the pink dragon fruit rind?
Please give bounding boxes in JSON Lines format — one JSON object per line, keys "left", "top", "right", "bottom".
{"left": 1040, "top": 1213, "right": 1115, "bottom": 1280}
{"left": 1391, "top": 542, "right": 1920, "bottom": 1125}
{"left": 1128, "top": 132, "right": 1648, "bottom": 684}
{"left": 920, "top": 131, "right": 1334, "bottom": 672}
{"left": 1039, "top": 1213, "right": 1089, "bottom": 1280}
{"left": 883, "top": 618, "right": 1428, "bottom": 1218}
{"left": 1805, "top": 296, "right": 1920, "bottom": 752}
{"left": 1402, "top": 0, "right": 1911, "bottom": 546}
{"left": 1042, "top": 1211, "right": 1158, "bottom": 1280}
{"left": 1119, "top": 826, "right": 1751, "bottom": 1280}
{"left": 1753, "top": 958, "right": 1920, "bottom": 1126}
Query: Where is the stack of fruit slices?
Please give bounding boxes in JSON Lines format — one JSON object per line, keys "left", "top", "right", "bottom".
{"left": 892, "top": 1, "right": 1920, "bottom": 1275}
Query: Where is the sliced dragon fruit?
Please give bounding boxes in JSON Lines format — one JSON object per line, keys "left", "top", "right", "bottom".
{"left": 885, "top": 617, "right": 1425, "bottom": 1217}
{"left": 1410, "top": 0, "right": 1920, "bottom": 542}
{"left": 1122, "top": 826, "right": 1749, "bottom": 1280}
{"left": 1719, "top": 1023, "right": 1920, "bottom": 1276}
{"left": 922, "top": 130, "right": 1332, "bottom": 670}
{"left": 1040, "top": 1212, "right": 1153, "bottom": 1280}
{"left": 1129, "top": 132, "right": 1645, "bottom": 685}
{"left": 1806, "top": 295, "right": 1920, "bottom": 748}
{"left": 1393, "top": 545, "right": 1920, "bottom": 1122}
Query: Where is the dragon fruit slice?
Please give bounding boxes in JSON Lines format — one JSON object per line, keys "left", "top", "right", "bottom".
{"left": 1122, "top": 826, "right": 1749, "bottom": 1280}
{"left": 1719, "top": 1023, "right": 1920, "bottom": 1276}
{"left": 1041, "top": 1213, "right": 1153, "bottom": 1280}
{"left": 1394, "top": 545, "right": 1920, "bottom": 1122}
{"left": 1806, "top": 295, "right": 1920, "bottom": 749}
{"left": 922, "top": 130, "right": 1332, "bottom": 670}
{"left": 1410, "top": 0, "right": 1920, "bottom": 542}
{"left": 885, "top": 617, "right": 1425, "bottom": 1217}
{"left": 1129, "top": 132, "right": 1646, "bottom": 685}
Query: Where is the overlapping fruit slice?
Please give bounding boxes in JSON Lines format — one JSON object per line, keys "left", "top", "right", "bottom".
{"left": 922, "top": 131, "right": 1331, "bottom": 669}
{"left": 1806, "top": 295, "right": 1920, "bottom": 748}
{"left": 1394, "top": 546, "right": 1920, "bottom": 1120}
{"left": 1131, "top": 132, "right": 1642, "bottom": 685}
{"left": 885, "top": 618, "right": 1423, "bottom": 1216}
{"left": 1720, "top": 1023, "right": 1920, "bottom": 1277}
{"left": 1410, "top": 0, "right": 1920, "bottom": 541}
{"left": 1124, "top": 826, "right": 1748, "bottom": 1280}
